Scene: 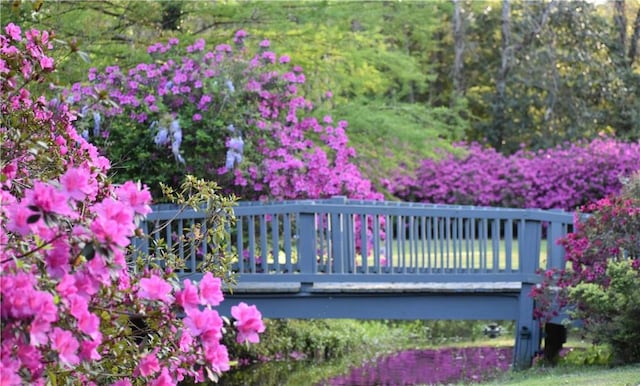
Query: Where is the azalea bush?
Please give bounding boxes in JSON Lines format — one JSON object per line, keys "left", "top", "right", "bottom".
{"left": 532, "top": 172, "right": 640, "bottom": 364}
{"left": 64, "top": 32, "right": 381, "bottom": 202}
{"left": 391, "top": 140, "right": 640, "bottom": 210}
{"left": 0, "top": 24, "right": 264, "bottom": 385}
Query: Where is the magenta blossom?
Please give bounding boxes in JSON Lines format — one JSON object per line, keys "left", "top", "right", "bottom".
{"left": 231, "top": 302, "right": 265, "bottom": 344}
{"left": 199, "top": 272, "right": 224, "bottom": 307}
{"left": 138, "top": 275, "right": 174, "bottom": 304}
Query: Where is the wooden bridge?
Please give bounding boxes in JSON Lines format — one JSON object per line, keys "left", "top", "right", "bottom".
{"left": 133, "top": 197, "right": 575, "bottom": 370}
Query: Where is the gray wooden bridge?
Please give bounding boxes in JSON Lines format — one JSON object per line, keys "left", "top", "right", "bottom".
{"left": 134, "top": 197, "right": 574, "bottom": 369}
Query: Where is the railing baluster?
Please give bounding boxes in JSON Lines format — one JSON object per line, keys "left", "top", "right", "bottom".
{"left": 360, "top": 214, "right": 368, "bottom": 274}
{"left": 373, "top": 214, "right": 381, "bottom": 273}
{"left": 480, "top": 218, "right": 488, "bottom": 272}
{"left": 283, "top": 213, "right": 292, "bottom": 273}
{"left": 386, "top": 214, "right": 393, "bottom": 273}
{"left": 445, "top": 217, "right": 451, "bottom": 271}
{"left": 237, "top": 216, "right": 244, "bottom": 273}
{"left": 248, "top": 215, "right": 256, "bottom": 273}
{"left": 260, "top": 215, "right": 268, "bottom": 272}
{"left": 438, "top": 217, "right": 444, "bottom": 272}
{"left": 492, "top": 219, "right": 500, "bottom": 272}
{"left": 505, "top": 219, "right": 513, "bottom": 271}
{"left": 272, "top": 214, "right": 280, "bottom": 273}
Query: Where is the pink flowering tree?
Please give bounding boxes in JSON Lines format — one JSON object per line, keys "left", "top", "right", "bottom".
{"left": 1, "top": 24, "right": 264, "bottom": 385}
{"left": 531, "top": 172, "right": 640, "bottom": 363}
{"left": 65, "top": 32, "right": 381, "bottom": 202}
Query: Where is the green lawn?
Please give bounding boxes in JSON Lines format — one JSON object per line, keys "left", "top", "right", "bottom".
{"left": 355, "top": 239, "right": 550, "bottom": 271}
{"left": 482, "top": 364, "right": 640, "bottom": 385}
{"left": 242, "top": 238, "right": 555, "bottom": 273}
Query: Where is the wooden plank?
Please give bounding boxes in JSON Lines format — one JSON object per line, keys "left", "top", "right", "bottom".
{"left": 222, "top": 281, "right": 521, "bottom": 294}
{"left": 308, "top": 281, "right": 521, "bottom": 293}
{"left": 224, "top": 282, "right": 301, "bottom": 293}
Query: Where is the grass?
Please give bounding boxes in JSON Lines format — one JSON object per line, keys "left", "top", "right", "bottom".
{"left": 251, "top": 239, "right": 550, "bottom": 272}
{"left": 482, "top": 364, "right": 640, "bottom": 385}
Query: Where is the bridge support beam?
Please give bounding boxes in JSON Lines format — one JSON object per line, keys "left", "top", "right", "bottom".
{"left": 513, "top": 283, "right": 541, "bottom": 369}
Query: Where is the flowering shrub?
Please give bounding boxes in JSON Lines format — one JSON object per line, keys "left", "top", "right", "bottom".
{"left": 65, "top": 32, "right": 381, "bottom": 202}
{"left": 391, "top": 140, "right": 640, "bottom": 210}
{"left": 532, "top": 172, "right": 640, "bottom": 364}
{"left": 1, "top": 24, "right": 264, "bottom": 385}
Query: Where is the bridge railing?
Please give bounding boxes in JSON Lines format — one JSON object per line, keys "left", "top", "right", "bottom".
{"left": 132, "top": 197, "right": 574, "bottom": 285}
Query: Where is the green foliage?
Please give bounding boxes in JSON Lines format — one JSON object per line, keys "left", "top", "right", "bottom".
{"left": 152, "top": 176, "right": 238, "bottom": 284}
{"left": 324, "top": 99, "right": 464, "bottom": 194}
{"left": 568, "top": 261, "right": 640, "bottom": 364}
{"left": 558, "top": 345, "right": 613, "bottom": 367}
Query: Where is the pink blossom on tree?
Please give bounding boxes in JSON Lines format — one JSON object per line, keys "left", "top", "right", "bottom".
{"left": 138, "top": 275, "right": 174, "bottom": 304}
{"left": 231, "top": 302, "right": 266, "bottom": 344}
{"left": 199, "top": 272, "right": 224, "bottom": 306}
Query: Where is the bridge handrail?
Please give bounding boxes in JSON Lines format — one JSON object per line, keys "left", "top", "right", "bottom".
{"left": 133, "top": 197, "right": 575, "bottom": 283}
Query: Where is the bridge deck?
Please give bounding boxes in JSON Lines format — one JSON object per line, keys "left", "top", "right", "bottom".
{"left": 225, "top": 281, "right": 522, "bottom": 294}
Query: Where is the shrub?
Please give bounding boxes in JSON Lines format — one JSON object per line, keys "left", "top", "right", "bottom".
{"left": 65, "top": 32, "right": 381, "bottom": 202}
{"left": 392, "top": 140, "right": 640, "bottom": 210}
{"left": 1, "top": 23, "right": 264, "bottom": 385}
{"left": 532, "top": 172, "right": 640, "bottom": 364}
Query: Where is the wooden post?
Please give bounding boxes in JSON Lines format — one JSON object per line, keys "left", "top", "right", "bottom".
{"left": 298, "top": 212, "right": 317, "bottom": 275}
{"left": 514, "top": 219, "right": 542, "bottom": 369}
{"left": 330, "top": 196, "right": 348, "bottom": 273}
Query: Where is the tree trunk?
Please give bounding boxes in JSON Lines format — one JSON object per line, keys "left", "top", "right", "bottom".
{"left": 614, "top": 0, "right": 629, "bottom": 64}
{"left": 492, "top": 0, "right": 511, "bottom": 150}
{"left": 629, "top": 7, "right": 640, "bottom": 65}
{"left": 451, "top": 0, "right": 465, "bottom": 107}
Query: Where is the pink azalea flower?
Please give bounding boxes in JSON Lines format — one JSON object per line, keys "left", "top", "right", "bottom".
{"left": 138, "top": 275, "right": 174, "bottom": 304}
{"left": 90, "top": 198, "right": 135, "bottom": 247}
{"left": 204, "top": 343, "right": 230, "bottom": 374}
{"left": 231, "top": 302, "right": 265, "bottom": 344}
{"left": 24, "top": 181, "right": 75, "bottom": 217}
{"left": 4, "top": 201, "right": 38, "bottom": 236}
{"left": 39, "top": 55, "right": 54, "bottom": 70}
{"left": 44, "top": 239, "right": 71, "bottom": 278}
{"left": 178, "top": 329, "right": 194, "bottom": 352}
{"left": 86, "top": 255, "right": 111, "bottom": 285}
{"left": 80, "top": 337, "right": 102, "bottom": 361}
{"left": 50, "top": 327, "right": 80, "bottom": 367}
{"left": 115, "top": 181, "right": 152, "bottom": 215}
{"left": 137, "top": 350, "right": 160, "bottom": 377}
{"left": 199, "top": 272, "right": 224, "bottom": 307}
{"left": 5, "top": 23, "right": 21, "bottom": 41}
{"left": 0, "top": 357, "right": 22, "bottom": 386}
{"left": 150, "top": 367, "right": 176, "bottom": 386}
{"left": 183, "top": 308, "right": 222, "bottom": 337}
{"left": 29, "top": 319, "right": 51, "bottom": 346}
{"left": 77, "top": 311, "right": 101, "bottom": 339}
{"left": 73, "top": 271, "right": 101, "bottom": 298}
{"left": 17, "top": 342, "right": 43, "bottom": 374}
{"left": 176, "top": 279, "right": 199, "bottom": 312}
{"left": 110, "top": 379, "right": 132, "bottom": 386}
{"left": 59, "top": 167, "right": 95, "bottom": 201}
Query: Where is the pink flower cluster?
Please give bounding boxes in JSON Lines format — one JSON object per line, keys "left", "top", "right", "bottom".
{"left": 66, "top": 33, "right": 382, "bottom": 202}
{"left": 391, "top": 139, "right": 640, "bottom": 211}
{"left": 532, "top": 187, "right": 640, "bottom": 323}
{"left": 1, "top": 24, "right": 264, "bottom": 385}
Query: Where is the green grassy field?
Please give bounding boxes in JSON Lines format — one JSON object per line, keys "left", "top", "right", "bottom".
{"left": 482, "top": 364, "right": 640, "bottom": 385}
{"left": 241, "top": 238, "right": 554, "bottom": 272}
{"left": 353, "top": 239, "right": 550, "bottom": 271}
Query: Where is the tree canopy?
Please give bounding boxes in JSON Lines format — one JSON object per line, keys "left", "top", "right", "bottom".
{"left": 4, "top": 0, "right": 639, "bottom": 189}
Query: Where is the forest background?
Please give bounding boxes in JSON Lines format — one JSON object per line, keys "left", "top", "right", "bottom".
{"left": 2, "top": 0, "right": 639, "bottom": 204}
